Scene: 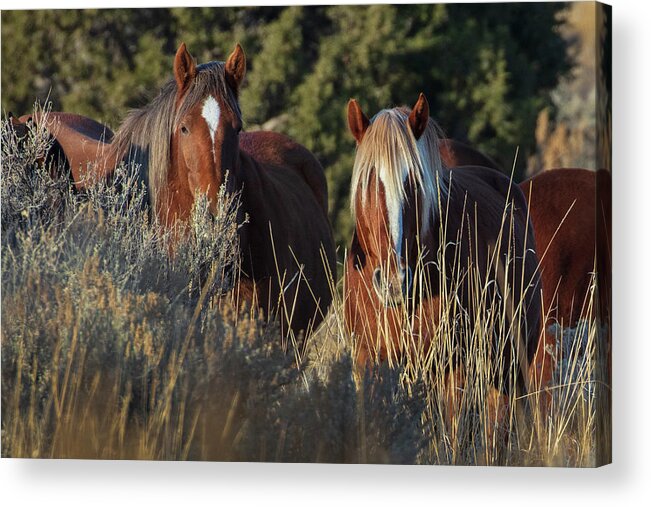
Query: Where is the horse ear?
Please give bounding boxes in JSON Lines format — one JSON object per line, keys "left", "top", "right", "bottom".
{"left": 225, "top": 43, "right": 246, "bottom": 94}
{"left": 347, "top": 99, "right": 370, "bottom": 144}
{"left": 408, "top": 93, "right": 430, "bottom": 140}
{"left": 174, "top": 42, "right": 197, "bottom": 96}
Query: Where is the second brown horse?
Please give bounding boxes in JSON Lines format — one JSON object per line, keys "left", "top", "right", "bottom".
{"left": 344, "top": 94, "right": 543, "bottom": 435}
{"left": 438, "top": 144, "right": 611, "bottom": 383}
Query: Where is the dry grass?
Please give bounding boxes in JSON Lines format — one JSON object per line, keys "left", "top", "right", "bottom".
{"left": 1, "top": 107, "right": 610, "bottom": 465}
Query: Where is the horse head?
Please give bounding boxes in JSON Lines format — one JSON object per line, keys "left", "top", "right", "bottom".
{"left": 348, "top": 93, "right": 445, "bottom": 308}
{"left": 170, "top": 42, "right": 246, "bottom": 213}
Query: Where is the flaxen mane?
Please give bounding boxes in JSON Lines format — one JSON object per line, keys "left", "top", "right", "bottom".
{"left": 350, "top": 107, "right": 449, "bottom": 241}
{"left": 107, "top": 62, "right": 241, "bottom": 213}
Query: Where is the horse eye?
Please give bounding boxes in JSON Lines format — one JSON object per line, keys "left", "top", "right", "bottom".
{"left": 180, "top": 125, "right": 189, "bottom": 135}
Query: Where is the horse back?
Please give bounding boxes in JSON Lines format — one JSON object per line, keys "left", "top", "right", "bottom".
{"left": 448, "top": 165, "right": 531, "bottom": 225}
{"left": 19, "top": 112, "right": 116, "bottom": 188}
{"left": 439, "top": 138, "right": 502, "bottom": 171}
{"left": 20, "top": 112, "right": 113, "bottom": 143}
{"left": 239, "top": 131, "right": 329, "bottom": 217}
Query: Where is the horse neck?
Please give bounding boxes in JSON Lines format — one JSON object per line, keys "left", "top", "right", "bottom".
{"left": 415, "top": 168, "right": 451, "bottom": 269}
{"left": 233, "top": 150, "right": 283, "bottom": 279}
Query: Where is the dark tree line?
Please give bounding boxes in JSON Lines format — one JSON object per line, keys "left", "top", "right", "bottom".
{"left": 1, "top": 4, "right": 571, "bottom": 247}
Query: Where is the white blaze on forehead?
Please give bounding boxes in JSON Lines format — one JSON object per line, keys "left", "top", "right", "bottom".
{"left": 201, "top": 95, "right": 220, "bottom": 145}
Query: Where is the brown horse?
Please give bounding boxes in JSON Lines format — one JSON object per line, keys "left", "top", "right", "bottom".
{"left": 436, "top": 142, "right": 610, "bottom": 328}
{"left": 14, "top": 111, "right": 115, "bottom": 187}
{"left": 110, "top": 42, "right": 336, "bottom": 341}
{"left": 520, "top": 168, "right": 611, "bottom": 329}
{"left": 438, "top": 144, "right": 611, "bottom": 385}
{"left": 344, "top": 94, "right": 542, "bottom": 431}
{"left": 19, "top": 43, "right": 336, "bottom": 342}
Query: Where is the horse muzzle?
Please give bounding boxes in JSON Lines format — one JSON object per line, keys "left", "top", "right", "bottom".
{"left": 372, "top": 266, "right": 413, "bottom": 308}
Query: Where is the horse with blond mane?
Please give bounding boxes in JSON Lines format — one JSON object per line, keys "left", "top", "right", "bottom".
{"left": 344, "top": 93, "right": 543, "bottom": 427}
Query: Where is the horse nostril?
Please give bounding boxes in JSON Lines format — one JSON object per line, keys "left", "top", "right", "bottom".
{"left": 373, "top": 268, "right": 382, "bottom": 293}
